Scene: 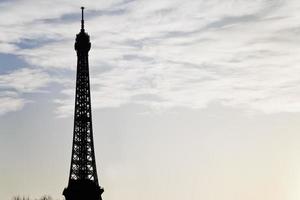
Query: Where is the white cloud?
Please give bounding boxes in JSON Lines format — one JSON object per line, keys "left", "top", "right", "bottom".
{"left": 0, "top": 97, "right": 25, "bottom": 115}
{"left": 0, "top": 68, "right": 51, "bottom": 114}
{"left": 1, "top": 0, "right": 300, "bottom": 115}
{"left": 0, "top": 68, "right": 51, "bottom": 93}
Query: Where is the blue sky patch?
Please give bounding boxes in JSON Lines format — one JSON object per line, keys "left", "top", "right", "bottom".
{"left": 15, "top": 38, "right": 58, "bottom": 49}
{"left": 0, "top": 53, "right": 26, "bottom": 73}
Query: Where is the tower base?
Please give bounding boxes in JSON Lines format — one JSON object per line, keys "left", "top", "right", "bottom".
{"left": 63, "top": 180, "right": 104, "bottom": 200}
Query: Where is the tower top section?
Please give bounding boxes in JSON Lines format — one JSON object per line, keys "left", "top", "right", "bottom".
{"left": 75, "top": 7, "right": 91, "bottom": 52}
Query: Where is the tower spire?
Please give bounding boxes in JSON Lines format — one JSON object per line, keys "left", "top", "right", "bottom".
{"left": 81, "top": 6, "right": 85, "bottom": 31}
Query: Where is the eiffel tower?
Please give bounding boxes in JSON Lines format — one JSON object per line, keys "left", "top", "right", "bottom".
{"left": 63, "top": 7, "right": 104, "bottom": 200}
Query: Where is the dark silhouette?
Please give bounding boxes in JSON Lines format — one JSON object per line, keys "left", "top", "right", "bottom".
{"left": 63, "top": 7, "right": 104, "bottom": 200}
{"left": 12, "top": 197, "right": 30, "bottom": 200}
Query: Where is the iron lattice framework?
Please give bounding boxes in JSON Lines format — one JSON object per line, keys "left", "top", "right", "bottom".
{"left": 63, "top": 7, "right": 104, "bottom": 200}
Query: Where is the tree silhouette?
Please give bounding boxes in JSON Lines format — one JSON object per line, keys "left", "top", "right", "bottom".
{"left": 12, "top": 195, "right": 60, "bottom": 200}
{"left": 39, "top": 195, "right": 52, "bottom": 200}
{"left": 12, "top": 196, "right": 29, "bottom": 200}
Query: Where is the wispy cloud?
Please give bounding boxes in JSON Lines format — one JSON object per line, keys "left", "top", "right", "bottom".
{"left": 0, "top": 96, "right": 25, "bottom": 115}
{"left": 0, "top": 68, "right": 50, "bottom": 93}
{"left": 0, "top": 68, "right": 51, "bottom": 115}
{"left": 1, "top": 0, "right": 300, "bottom": 115}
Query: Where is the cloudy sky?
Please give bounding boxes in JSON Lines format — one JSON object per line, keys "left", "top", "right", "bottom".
{"left": 1, "top": 0, "right": 300, "bottom": 199}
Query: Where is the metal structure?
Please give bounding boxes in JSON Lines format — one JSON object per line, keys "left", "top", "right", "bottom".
{"left": 63, "top": 7, "right": 104, "bottom": 200}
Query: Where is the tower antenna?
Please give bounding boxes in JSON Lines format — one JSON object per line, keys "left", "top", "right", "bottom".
{"left": 81, "top": 7, "right": 84, "bottom": 31}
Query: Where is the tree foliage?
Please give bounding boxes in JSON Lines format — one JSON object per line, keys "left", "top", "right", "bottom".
{"left": 12, "top": 195, "right": 60, "bottom": 200}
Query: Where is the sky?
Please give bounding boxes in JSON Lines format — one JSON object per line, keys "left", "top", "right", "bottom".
{"left": 1, "top": 0, "right": 300, "bottom": 199}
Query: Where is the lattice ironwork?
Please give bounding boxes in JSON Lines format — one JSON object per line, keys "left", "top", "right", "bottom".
{"left": 63, "top": 7, "right": 104, "bottom": 200}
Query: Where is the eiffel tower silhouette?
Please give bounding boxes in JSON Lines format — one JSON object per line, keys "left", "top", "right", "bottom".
{"left": 63, "top": 7, "right": 104, "bottom": 200}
